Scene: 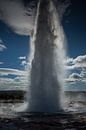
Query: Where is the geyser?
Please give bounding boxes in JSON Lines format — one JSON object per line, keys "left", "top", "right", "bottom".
{"left": 28, "top": 0, "right": 66, "bottom": 113}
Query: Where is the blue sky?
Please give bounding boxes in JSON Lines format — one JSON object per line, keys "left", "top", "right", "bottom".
{"left": 62, "top": 0, "right": 86, "bottom": 91}
{"left": 63, "top": 0, "right": 86, "bottom": 57}
{"left": 0, "top": 21, "right": 29, "bottom": 90}
{"left": 0, "top": 0, "right": 86, "bottom": 91}
{"left": 0, "top": 21, "right": 29, "bottom": 70}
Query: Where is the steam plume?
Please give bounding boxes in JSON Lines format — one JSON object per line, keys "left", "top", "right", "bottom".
{"left": 28, "top": 0, "right": 66, "bottom": 112}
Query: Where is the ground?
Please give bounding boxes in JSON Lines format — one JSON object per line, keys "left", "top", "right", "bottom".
{"left": 0, "top": 112, "right": 86, "bottom": 130}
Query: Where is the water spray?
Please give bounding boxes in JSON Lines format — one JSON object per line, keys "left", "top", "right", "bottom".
{"left": 27, "top": 0, "right": 66, "bottom": 112}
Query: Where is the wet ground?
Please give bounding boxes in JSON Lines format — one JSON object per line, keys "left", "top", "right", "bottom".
{"left": 0, "top": 112, "right": 86, "bottom": 130}
{"left": 0, "top": 90, "right": 86, "bottom": 129}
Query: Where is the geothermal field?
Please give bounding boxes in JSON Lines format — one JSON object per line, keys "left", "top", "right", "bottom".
{"left": 0, "top": 0, "right": 86, "bottom": 129}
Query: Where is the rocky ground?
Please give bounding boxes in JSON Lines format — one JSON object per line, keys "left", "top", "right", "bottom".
{"left": 0, "top": 112, "right": 86, "bottom": 130}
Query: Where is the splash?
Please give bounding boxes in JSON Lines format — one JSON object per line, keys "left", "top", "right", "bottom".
{"left": 27, "top": 0, "right": 66, "bottom": 113}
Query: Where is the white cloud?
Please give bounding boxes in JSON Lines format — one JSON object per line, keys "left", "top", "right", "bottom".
{"left": 66, "top": 57, "right": 74, "bottom": 65}
{"left": 69, "top": 73, "right": 82, "bottom": 79}
{"left": 18, "top": 56, "right": 26, "bottom": 60}
{"left": 65, "top": 73, "right": 83, "bottom": 83}
{"left": 0, "top": 0, "right": 37, "bottom": 35}
{"left": 18, "top": 56, "right": 28, "bottom": 67}
{"left": 66, "top": 55, "right": 86, "bottom": 70}
{"left": 66, "top": 73, "right": 86, "bottom": 84}
{"left": 21, "top": 60, "right": 27, "bottom": 66}
{"left": 73, "top": 55, "right": 86, "bottom": 69}
{"left": 0, "top": 44, "right": 7, "bottom": 51}
{"left": 73, "top": 55, "right": 86, "bottom": 64}
{"left": 0, "top": 77, "right": 28, "bottom": 90}
{"left": 65, "top": 55, "right": 86, "bottom": 84}
{"left": 0, "top": 68, "right": 27, "bottom": 76}
{"left": 0, "top": 67, "right": 29, "bottom": 90}
{"left": 0, "top": 38, "right": 7, "bottom": 51}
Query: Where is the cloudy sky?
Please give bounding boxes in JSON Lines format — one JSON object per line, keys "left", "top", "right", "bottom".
{"left": 0, "top": 0, "right": 86, "bottom": 91}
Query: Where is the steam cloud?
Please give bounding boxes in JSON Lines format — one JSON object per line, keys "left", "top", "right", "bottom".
{"left": 0, "top": 0, "right": 37, "bottom": 35}
{"left": 0, "top": 0, "right": 69, "bottom": 35}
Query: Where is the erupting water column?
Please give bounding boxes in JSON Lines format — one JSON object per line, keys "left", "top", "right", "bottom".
{"left": 28, "top": 0, "right": 66, "bottom": 112}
